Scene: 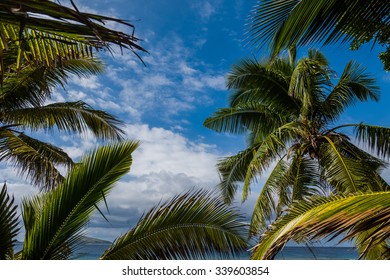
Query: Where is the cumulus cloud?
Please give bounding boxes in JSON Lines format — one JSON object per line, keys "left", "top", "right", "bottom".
{"left": 85, "top": 124, "right": 224, "bottom": 241}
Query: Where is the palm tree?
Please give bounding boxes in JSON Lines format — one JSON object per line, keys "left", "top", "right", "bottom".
{"left": 248, "top": 0, "right": 390, "bottom": 70}
{"left": 0, "top": 1, "right": 146, "bottom": 190}
{"left": 0, "top": 141, "right": 247, "bottom": 260}
{"left": 204, "top": 49, "right": 390, "bottom": 240}
{"left": 0, "top": 0, "right": 147, "bottom": 81}
{"left": 0, "top": 51, "right": 125, "bottom": 190}
{"left": 251, "top": 191, "right": 390, "bottom": 260}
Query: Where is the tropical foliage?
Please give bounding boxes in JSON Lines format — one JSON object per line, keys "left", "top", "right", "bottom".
{"left": 0, "top": 0, "right": 146, "bottom": 80}
{"left": 0, "top": 0, "right": 142, "bottom": 190}
{"left": 251, "top": 192, "right": 390, "bottom": 260}
{"left": 0, "top": 53, "right": 125, "bottom": 190}
{"left": 204, "top": 49, "right": 390, "bottom": 247}
{"left": 249, "top": 0, "right": 390, "bottom": 70}
{"left": 0, "top": 142, "right": 247, "bottom": 260}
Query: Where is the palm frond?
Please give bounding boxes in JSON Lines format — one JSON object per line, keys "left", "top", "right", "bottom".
{"left": 319, "top": 136, "right": 374, "bottom": 193}
{"left": 0, "top": 57, "right": 104, "bottom": 110}
{"left": 250, "top": 153, "right": 320, "bottom": 237}
{"left": 21, "top": 141, "right": 139, "bottom": 259}
{"left": 354, "top": 230, "right": 390, "bottom": 260}
{"left": 323, "top": 61, "right": 379, "bottom": 122}
{"left": 203, "top": 102, "right": 286, "bottom": 135}
{"left": 100, "top": 189, "right": 247, "bottom": 260}
{"left": 288, "top": 55, "right": 331, "bottom": 118}
{"left": 289, "top": 153, "right": 321, "bottom": 201}
{"left": 251, "top": 191, "right": 390, "bottom": 260}
{"left": 0, "top": 0, "right": 146, "bottom": 79}
{"left": 217, "top": 146, "right": 258, "bottom": 204}
{"left": 250, "top": 158, "right": 288, "bottom": 236}
{"left": 0, "top": 129, "right": 73, "bottom": 189}
{"left": 353, "top": 124, "right": 390, "bottom": 160}
{"left": 249, "top": 0, "right": 390, "bottom": 57}
{"left": 226, "top": 57, "right": 298, "bottom": 113}
{"left": 241, "top": 121, "right": 302, "bottom": 201}
{"left": 4, "top": 101, "right": 124, "bottom": 140}
{"left": 0, "top": 183, "right": 19, "bottom": 260}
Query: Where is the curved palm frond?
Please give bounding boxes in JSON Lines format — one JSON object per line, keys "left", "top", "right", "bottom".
{"left": 353, "top": 124, "right": 390, "bottom": 160}
{"left": 21, "top": 141, "right": 139, "bottom": 259}
{"left": 217, "top": 146, "right": 259, "bottom": 204}
{"left": 288, "top": 153, "right": 321, "bottom": 201}
{"left": 319, "top": 137, "right": 373, "bottom": 193}
{"left": 251, "top": 191, "right": 390, "bottom": 260}
{"left": 0, "top": 183, "right": 19, "bottom": 260}
{"left": 227, "top": 57, "right": 298, "bottom": 112}
{"left": 241, "top": 121, "right": 302, "bottom": 201}
{"left": 323, "top": 61, "right": 379, "bottom": 122}
{"left": 250, "top": 158, "right": 288, "bottom": 236}
{"left": 250, "top": 153, "right": 320, "bottom": 237}
{"left": 0, "top": 0, "right": 147, "bottom": 79}
{"left": 0, "top": 129, "right": 73, "bottom": 190}
{"left": 249, "top": 0, "right": 390, "bottom": 61}
{"left": 4, "top": 101, "right": 124, "bottom": 140}
{"left": 0, "top": 57, "right": 104, "bottom": 110}
{"left": 203, "top": 102, "right": 287, "bottom": 136}
{"left": 100, "top": 189, "right": 247, "bottom": 260}
{"left": 288, "top": 55, "right": 331, "bottom": 118}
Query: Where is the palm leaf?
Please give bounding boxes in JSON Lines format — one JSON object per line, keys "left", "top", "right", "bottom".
{"left": 226, "top": 57, "right": 298, "bottom": 113}
{"left": 250, "top": 153, "right": 320, "bottom": 236}
{"left": 251, "top": 191, "right": 390, "bottom": 260}
{"left": 319, "top": 136, "right": 372, "bottom": 193}
{"left": 241, "top": 121, "right": 302, "bottom": 201}
{"left": 203, "top": 102, "right": 286, "bottom": 135}
{"left": 323, "top": 61, "right": 379, "bottom": 122}
{"left": 4, "top": 101, "right": 124, "bottom": 140}
{"left": 0, "top": 129, "right": 73, "bottom": 189}
{"left": 0, "top": 57, "right": 104, "bottom": 110}
{"left": 0, "top": 0, "right": 146, "bottom": 78}
{"left": 217, "top": 146, "right": 259, "bottom": 204}
{"left": 100, "top": 189, "right": 247, "bottom": 260}
{"left": 21, "top": 141, "right": 139, "bottom": 259}
{"left": 0, "top": 183, "right": 19, "bottom": 260}
{"left": 353, "top": 124, "right": 390, "bottom": 160}
{"left": 249, "top": 0, "right": 390, "bottom": 57}
{"left": 250, "top": 158, "right": 288, "bottom": 236}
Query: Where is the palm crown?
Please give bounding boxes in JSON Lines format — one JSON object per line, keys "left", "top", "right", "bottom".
{"left": 204, "top": 49, "right": 390, "bottom": 235}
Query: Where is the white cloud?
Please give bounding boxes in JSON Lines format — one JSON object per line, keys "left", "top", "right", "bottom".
{"left": 80, "top": 123, "right": 224, "bottom": 240}
{"left": 71, "top": 75, "right": 102, "bottom": 90}
{"left": 105, "top": 33, "right": 227, "bottom": 120}
{"left": 193, "top": 1, "right": 217, "bottom": 21}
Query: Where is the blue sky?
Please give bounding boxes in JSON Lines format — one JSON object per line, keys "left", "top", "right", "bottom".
{"left": 3, "top": 0, "right": 390, "bottom": 243}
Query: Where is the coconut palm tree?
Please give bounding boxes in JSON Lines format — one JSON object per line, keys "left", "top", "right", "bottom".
{"left": 204, "top": 49, "right": 390, "bottom": 239}
{"left": 249, "top": 0, "right": 390, "bottom": 69}
{"left": 0, "top": 51, "right": 125, "bottom": 190}
{"left": 251, "top": 191, "right": 390, "bottom": 260}
{"left": 0, "top": 0, "right": 146, "bottom": 81}
{"left": 0, "top": 141, "right": 247, "bottom": 260}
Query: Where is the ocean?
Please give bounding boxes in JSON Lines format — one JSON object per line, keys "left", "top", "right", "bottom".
{"left": 70, "top": 244, "right": 359, "bottom": 260}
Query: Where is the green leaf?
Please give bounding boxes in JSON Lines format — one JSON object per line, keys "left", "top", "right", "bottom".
{"left": 101, "top": 189, "right": 247, "bottom": 260}
{"left": 21, "top": 141, "right": 139, "bottom": 259}
{"left": 0, "top": 183, "right": 20, "bottom": 260}
{"left": 251, "top": 191, "right": 390, "bottom": 260}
